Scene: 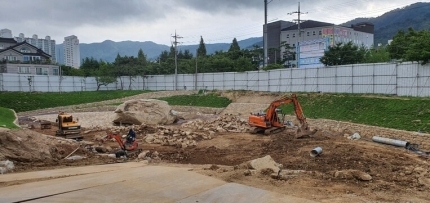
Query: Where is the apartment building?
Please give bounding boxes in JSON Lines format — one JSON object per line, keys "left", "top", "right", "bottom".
{"left": 15, "top": 33, "right": 57, "bottom": 63}
{"left": 63, "top": 35, "right": 80, "bottom": 68}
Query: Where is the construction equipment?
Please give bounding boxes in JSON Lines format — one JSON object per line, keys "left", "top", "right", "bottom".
{"left": 248, "top": 94, "right": 317, "bottom": 138}
{"left": 104, "top": 131, "right": 141, "bottom": 158}
{"left": 55, "top": 112, "right": 82, "bottom": 139}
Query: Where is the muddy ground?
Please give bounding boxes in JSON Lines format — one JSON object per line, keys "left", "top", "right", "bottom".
{"left": 8, "top": 115, "right": 430, "bottom": 203}
{"left": 2, "top": 90, "right": 430, "bottom": 203}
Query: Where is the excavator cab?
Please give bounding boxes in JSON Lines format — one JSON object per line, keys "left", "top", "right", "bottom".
{"left": 248, "top": 94, "right": 317, "bottom": 138}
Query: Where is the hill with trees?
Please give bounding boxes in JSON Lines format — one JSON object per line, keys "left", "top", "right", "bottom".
{"left": 341, "top": 2, "right": 430, "bottom": 45}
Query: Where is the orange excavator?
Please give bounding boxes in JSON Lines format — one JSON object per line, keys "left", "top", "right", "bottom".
{"left": 248, "top": 94, "right": 317, "bottom": 138}
{"left": 104, "top": 131, "right": 140, "bottom": 158}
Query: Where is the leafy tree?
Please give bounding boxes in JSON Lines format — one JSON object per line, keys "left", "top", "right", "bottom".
{"left": 363, "top": 47, "right": 390, "bottom": 63}
{"left": 320, "top": 42, "right": 364, "bottom": 66}
{"left": 228, "top": 38, "right": 240, "bottom": 52}
{"left": 403, "top": 30, "right": 430, "bottom": 65}
{"left": 388, "top": 28, "right": 430, "bottom": 64}
{"left": 80, "top": 57, "right": 99, "bottom": 77}
{"left": 60, "top": 65, "right": 84, "bottom": 76}
{"left": 197, "top": 36, "right": 207, "bottom": 57}
{"left": 94, "top": 61, "right": 116, "bottom": 91}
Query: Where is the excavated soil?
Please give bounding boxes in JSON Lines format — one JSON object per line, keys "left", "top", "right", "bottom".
{"left": 2, "top": 91, "right": 430, "bottom": 202}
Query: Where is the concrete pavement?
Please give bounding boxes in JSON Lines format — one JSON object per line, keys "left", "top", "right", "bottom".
{"left": 0, "top": 163, "right": 318, "bottom": 203}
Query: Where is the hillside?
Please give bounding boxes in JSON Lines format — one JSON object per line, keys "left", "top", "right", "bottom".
{"left": 56, "top": 37, "right": 262, "bottom": 63}
{"left": 342, "top": 2, "right": 430, "bottom": 45}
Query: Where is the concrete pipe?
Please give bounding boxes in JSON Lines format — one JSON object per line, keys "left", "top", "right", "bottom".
{"left": 372, "top": 136, "right": 410, "bottom": 148}
{"left": 310, "top": 147, "right": 323, "bottom": 157}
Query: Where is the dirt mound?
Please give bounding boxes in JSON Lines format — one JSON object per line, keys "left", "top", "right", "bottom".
{"left": 0, "top": 129, "right": 79, "bottom": 163}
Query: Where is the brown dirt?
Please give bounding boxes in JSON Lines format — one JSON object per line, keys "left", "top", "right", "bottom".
{"left": 3, "top": 91, "right": 430, "bottom": 202}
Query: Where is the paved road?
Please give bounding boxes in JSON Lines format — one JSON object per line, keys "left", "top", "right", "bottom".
{"left": 0, "top": 163, "right": 318, "bottom": 203}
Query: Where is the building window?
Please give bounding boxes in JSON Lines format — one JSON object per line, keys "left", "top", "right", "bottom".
{"left": 292, "top": 33, "right": 295, "bottom": 38}
{"left": 36, "top": 67, "right": 48, "bottom": 75}
{"left": 313, "top": 31, "right": 316, "bottom": 35}
{"left": 319, "top": 31, "right": 322, "bottom": 35}
{"left": 53, "top": 68, "right": 59, "bottom": 76}
{"left": 5, "top": 56, "right": 17, "bottom": 61}
{"left": 286, "top": 34, "right": 289, "bottom": 38}
{"left": 307, "top": 32, "right": 309, "bottom": 36}
{"left": 18, "top": 67, "right": 30, "bottom": 74}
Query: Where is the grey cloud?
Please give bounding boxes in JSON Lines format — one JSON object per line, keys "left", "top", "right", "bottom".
{"left": 1, "top": 0, "right": 170, "bottom": 27}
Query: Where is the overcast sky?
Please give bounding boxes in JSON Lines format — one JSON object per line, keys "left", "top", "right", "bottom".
{"left": 1, "top": 0, "right": 427, "bottom": 45}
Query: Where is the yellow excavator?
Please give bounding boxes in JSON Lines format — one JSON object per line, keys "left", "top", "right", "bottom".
{"left": 55, "top": 112, "right": 82, "bottom": 139}
{"left": 248, "top": 94, "right": 317, "bottom": 138}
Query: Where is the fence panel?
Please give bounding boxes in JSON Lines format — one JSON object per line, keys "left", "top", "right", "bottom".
{"left": 1, "top": 62, "right": 429, "bottom": 97}
{"left": 233, "top": 72, "right": 247, "bottom": 90}
{"left": 318, "top": 67, "right": 336, "bottom": 93}
{"left": 305, "top": 68, "right": 318, "bottom": 92}
{"left": 247, "top": 71, "right": 259, "bottom": 91}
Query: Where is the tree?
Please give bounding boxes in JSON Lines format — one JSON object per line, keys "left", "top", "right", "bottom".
{"left": 94, "top": 61, "right": 116, "bottom": 91}
{"left": 228, "top": 38, "right": 240, "bottom": 52}
{"left": 320, "top": 42, "right": 364, "bottom": 66}
{"left": 403, "top": 30, "right": 430, "bottom": 65}
{"left": 197, "top": 36, "right": 207, "bottom": 57}
{"left": 80, "top": 57, "right": 99, "bottom": 77}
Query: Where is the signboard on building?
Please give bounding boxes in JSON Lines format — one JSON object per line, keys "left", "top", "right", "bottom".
{"left": 298, "top": 38, "right": 329, "bottom": 68}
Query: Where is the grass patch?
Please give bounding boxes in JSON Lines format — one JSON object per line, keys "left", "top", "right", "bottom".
{"left": 279, "top": 93, "right": 430, "bottom": 133}
{"left": 0, "top": 90, "right": 150, "bottom": 113}
{"left": 0, "top": 107, "right": 19, "bottom": 129}
{"left": 158, "top": 93, "right": 231, "bottom": 108}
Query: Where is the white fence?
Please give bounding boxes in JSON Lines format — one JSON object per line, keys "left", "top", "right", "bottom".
{"left": 1, "top": 62, "right": 430, "bottom": 97}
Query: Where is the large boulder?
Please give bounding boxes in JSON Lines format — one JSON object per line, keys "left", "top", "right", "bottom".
{"left": 113, "top": 99, "right": 178, "bottom": 125}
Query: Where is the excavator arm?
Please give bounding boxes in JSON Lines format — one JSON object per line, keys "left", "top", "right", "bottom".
{"left": 249, "top": 94, "right": 316, "bottom": 137}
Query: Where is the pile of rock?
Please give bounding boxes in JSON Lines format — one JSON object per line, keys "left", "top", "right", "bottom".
{"left": 142, "top": 126, "right": 201, "bottom": 148}
{"left": 180, "top": 114, "right": 252, "bottom": 133}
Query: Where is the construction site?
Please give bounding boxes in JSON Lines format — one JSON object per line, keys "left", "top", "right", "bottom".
{"left": 1, "top": 90, "right": 430, "bottom": 203}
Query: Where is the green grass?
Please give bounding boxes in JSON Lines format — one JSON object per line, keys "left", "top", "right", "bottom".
{"left": 0, "top": 107, "right": 19, "bottom": 129}
{"left": 279, "top": 94, "right": 430, "bottom": 133}
{"left": 158, "top": 93, "right": 231, "bottom": 108}
{"left": 0, "top": 90, "right": 150, "bottom": 113}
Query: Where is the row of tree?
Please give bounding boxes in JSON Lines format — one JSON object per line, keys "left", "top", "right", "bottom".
{"left": 61, "top": 29, "right": 429, "bottom": 90}
{"left": 320, "top": 28, "right": 430, "bottom": 66}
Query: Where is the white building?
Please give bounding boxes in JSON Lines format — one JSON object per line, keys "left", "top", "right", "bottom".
{"left": 279, "top": 20, "right": 374, "bottom": 68}
{"left": 63, "top": 35, "right": 80, "bottom": 68}
{"left": 15, "top": 33, "right": 57, "bottom": 63}
{"left": 0, "top": 29, "right": 12, "bottom": 38}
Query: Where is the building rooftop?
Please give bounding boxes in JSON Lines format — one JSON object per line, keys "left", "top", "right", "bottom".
{"left": 0, "top": 37, "right": 18, "bottom": 44}
{"left": 281, "top": 20, "right": 334, "bottom": 31}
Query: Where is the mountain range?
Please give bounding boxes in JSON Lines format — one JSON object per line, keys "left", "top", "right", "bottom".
{"left": 56, "top": 2, "right": 430, "bottom": 64}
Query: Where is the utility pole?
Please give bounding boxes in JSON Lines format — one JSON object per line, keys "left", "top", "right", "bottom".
{"left": 263, "top": 0, "right": 272, "bottom": 69}
{"left": 171, "top": 31, "right": 182, "bottom": 90}
{"left": 288, "top": 2, "right": 307, "bottom": 68}
{"left": 195, "top": 51, "right": 198, "bottom": 90}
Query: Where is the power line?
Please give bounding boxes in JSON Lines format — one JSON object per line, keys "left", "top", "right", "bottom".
{"left": 172, "top": 31, "right": 182, "bottom": 90}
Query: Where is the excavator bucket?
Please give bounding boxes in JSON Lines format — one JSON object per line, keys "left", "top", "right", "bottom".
{"left": 295, "top": 123, "right": 318, "bottom": 139}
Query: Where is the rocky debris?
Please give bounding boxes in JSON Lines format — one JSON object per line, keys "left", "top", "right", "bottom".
{"left": 181, "top": 114, "right": 252, "bottom": 133}
{"left": 138, "top": 150, "right": 150, "bottom": 160}
{"left": 0, "top": 160, "right": 15, "bottom": 174}
{"left": 247, "top": 155, "right": 282, "bottom": 174}
{"left": 113, "top": 99, "right": 178, "bottom": 125}
{"left": 348, "top": 133, "right": 361, "bottom": 140}
{"left": 334, "top": 170, "right": 372, "bottom": 181}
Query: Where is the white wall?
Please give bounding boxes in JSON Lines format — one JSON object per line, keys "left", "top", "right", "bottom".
{"left": 1, "top": 62, "right": 429, "bottom": 97}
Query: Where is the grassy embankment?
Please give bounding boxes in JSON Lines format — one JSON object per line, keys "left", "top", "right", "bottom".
{"left": 280, "top": 94, "right": 430, "bottom": 133}
{"left": 0, "top": 107, "right": 19, "bottom": 129}
{"left": 0, "top": 90, "right": 150, "bottom": 113}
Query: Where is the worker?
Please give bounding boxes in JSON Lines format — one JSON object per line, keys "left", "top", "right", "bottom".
{"left": 126, "top": 126, "right": 136, "bottom": 144}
